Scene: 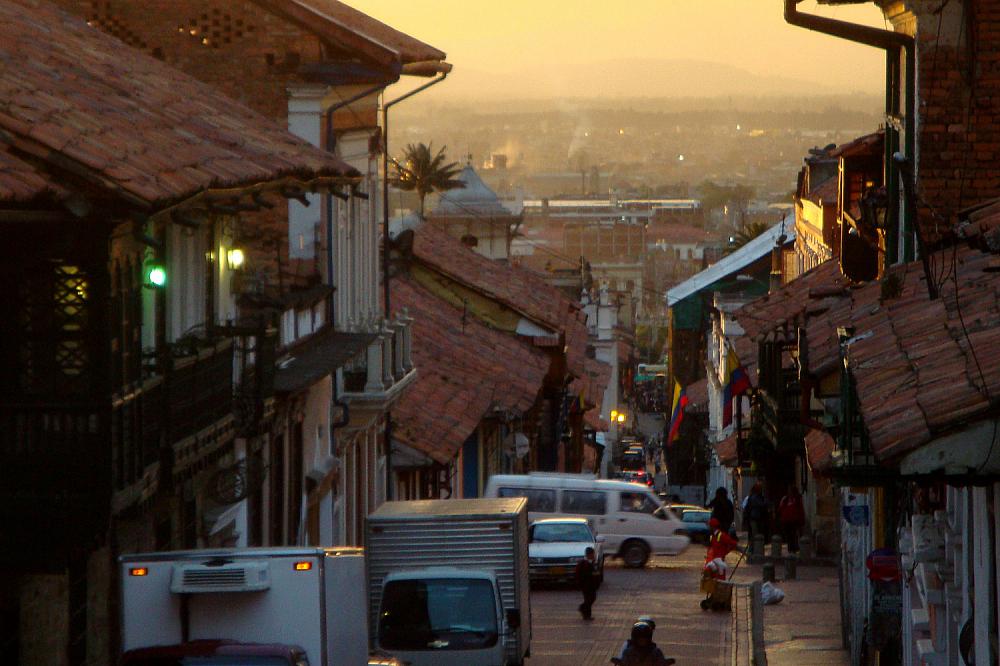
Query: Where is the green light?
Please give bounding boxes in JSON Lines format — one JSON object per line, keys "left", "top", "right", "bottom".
{"left": 148, "top": 266, "right": 167, "bottom": 287}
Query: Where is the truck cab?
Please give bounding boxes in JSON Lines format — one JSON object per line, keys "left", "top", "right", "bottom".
{"left": 376, "top": 568, "right": 516, "bottom": 666}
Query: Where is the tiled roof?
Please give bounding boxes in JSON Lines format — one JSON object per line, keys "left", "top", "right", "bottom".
{"left": 956, "top": 197, "right": 1000, "bottom": 254}
{"left": 734, "top": 260, "right": 850, "bottom": 342}
{"left": 805, "top": 428, "right": 835, "bottom": 474}
{"left": 411, "top": 223, "right": 590, "bottom": 376}
{"left": 685, "top": 377, "right": 709, "bottom": 412}
{"left": 0, "top": 148, "right": 61, "bottom": 203}
{"left": 807, "top": 175, "right": 838, "bottom": 206}
{"left": 737, "top": 243, "right": 1000, "bottom": 463}
{"left": 257, "top": 0, "right": 445, "bottom": 65}
{"left": 713, "top": 432, "right": 739, "bottom": 467}
{"left": 646, "top": 223, "right": 714, "bottom": 245}
{"left": 829, "top": 130, "right": 883, "bottom": 159}
{"left": 570, "top": 356, "right": 612, "bottom": 411}
{"left": 0, "top": 0, "right": 357, "bottom": 209}
{"left": 391, "top": 276, "right": 548, "bottom": 464}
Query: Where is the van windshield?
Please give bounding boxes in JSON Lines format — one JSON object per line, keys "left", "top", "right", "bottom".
{"left": 379, "top": 578, "right": 499, "bottom": 651}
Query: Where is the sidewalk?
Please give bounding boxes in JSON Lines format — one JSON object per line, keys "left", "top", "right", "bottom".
{"left": 730, "top": 553, "right": 848, "bottom": 665}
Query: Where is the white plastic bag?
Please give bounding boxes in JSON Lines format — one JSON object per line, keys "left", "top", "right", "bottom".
{"left": 760, "top": 581, "right": 785, "bottom": 605}
{"left": 704, "top": 557, "right": 728, "bottom": 576}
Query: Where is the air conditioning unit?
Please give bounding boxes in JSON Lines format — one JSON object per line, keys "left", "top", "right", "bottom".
{"left": 170, "top": 560, "right": 270, "bottom": 594}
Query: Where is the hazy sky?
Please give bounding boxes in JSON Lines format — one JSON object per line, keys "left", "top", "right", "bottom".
{"left": 350, "top": 0, "right": 887, "bottom": 99}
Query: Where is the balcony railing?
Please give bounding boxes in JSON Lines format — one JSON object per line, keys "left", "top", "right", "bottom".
{"left": 166, "top": 338, "right": 234, "bottom": 443}
{"left": 342, "top": 313, "right": 414, "bottom": 401}
{"left": 111, "top": 376, "right": 164, "bottom": 491}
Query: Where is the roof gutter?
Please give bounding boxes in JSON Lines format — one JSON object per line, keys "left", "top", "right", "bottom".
{"left": 784, "top": 0, "right": 916, "bottom": 266}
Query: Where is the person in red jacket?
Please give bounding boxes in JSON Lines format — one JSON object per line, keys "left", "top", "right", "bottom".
{"left": 778, "top": 487, "right": 806, "bottom": 554}
{"left": 704, "top": 518, "right": 740, "bottom": 577}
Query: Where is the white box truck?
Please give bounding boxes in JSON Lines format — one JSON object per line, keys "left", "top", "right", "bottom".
{"left": 366, "top": 498, "right": 531, "bottom": 666}
{"left": 119, "top": 547, "right": 372, "bottom": 666}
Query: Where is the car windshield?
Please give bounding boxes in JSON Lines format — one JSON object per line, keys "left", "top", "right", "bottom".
{"left": 379, "top": 578, "right": 498, "bottom": 651}
{"left": 531, "top": 523, "right": 593, "bottom": 543}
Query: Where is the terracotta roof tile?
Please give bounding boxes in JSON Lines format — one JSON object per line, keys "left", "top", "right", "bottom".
{"left": 828, "top": 130, "right": 884, "bottom": 159}
{"left": 685, "top": 377, "right": 709, "bottom": 411}
{"left": 646, "top": 223, "right": 714, "bottom": 245}
{"left": 411, "top": 223, "right": 590, "bottom": 377}
{"left": 0, "top": 0, "right": 357, "bottom": 208}
{"left": 713, "top": 432, "right": 739, "bottom": 466}
{"left": 391, "top": 276, "right": 548, "bottom": 464}
{"left": 0, "top": 148, "right": 61, "bottom": 202}
{"left": 807, "top": 175, "right": 838, "bottom": 206}
{"left": 804, "top": 428, "right": 835, "bottom": 474}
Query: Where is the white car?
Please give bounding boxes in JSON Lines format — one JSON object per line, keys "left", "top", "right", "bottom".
{"left": 528, "top": 517, "right": 605, "bottom": 587}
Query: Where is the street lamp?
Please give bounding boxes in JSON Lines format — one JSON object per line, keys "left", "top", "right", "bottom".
{"left": 226, "top": 248, "right": 245, "bottom": 270}
{"left": 146, "top": 264, "right": 166, "bottom": 288}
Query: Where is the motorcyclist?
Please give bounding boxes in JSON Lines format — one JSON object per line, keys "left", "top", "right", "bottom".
{"left": 610, "top": 621, "right": 675, "bottom": 666}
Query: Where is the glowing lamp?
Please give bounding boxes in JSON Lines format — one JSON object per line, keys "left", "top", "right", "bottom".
{"left": 147, "top": 265, "right": 167, "bottom": 288}
{"left": 129, "top": 567, "right": 148, "bottom": 577}
{"left": 294, "top": 561, "right": 313, "bottom": 571}
{"left": 616, "top": 413, "right": 626, "bottom": 423}
{"left": 227, "top": 248, "right": 246, "bottom": 270}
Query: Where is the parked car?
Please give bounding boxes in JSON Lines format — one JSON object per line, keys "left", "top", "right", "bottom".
{"left": 528, "top": 518, "right": 605, "bottom": 586}
{"left": 678, "top": 508, "right": 713, "bottom": 543}
{"left": 484, "top": 473, "right": 690, "bottom": 568}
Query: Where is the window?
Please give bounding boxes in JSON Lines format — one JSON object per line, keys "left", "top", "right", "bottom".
{"left": 620, "top": 492, "right": 660, "bottom": 515}
{"left": 497, "top": 487, "right": 556, "bottom": 513}
{"left": 561, "top": 490, "right": 607, "bottom": 516}
{"left": 378, "top": 578, "right": 499, "bottom": 651}
{"left": 530, "top": 522, "right": 594, "bottom": 543}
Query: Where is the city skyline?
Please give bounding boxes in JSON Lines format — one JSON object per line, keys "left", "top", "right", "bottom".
{"left": 355, "top": 0, "right": 887, "bottom": 101}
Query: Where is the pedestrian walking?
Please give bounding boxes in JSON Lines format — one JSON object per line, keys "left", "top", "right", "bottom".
{"left": 706, "top": 486, "right": 735, "bottom": 534}
{"left": 778, "top": 486, "right": 806, "bottom": 553}
{"left": 745, "top": 483, "right": 767, "bottom": 544}
{"left": 575, "top": 546, "right": 599, "bottom": 620}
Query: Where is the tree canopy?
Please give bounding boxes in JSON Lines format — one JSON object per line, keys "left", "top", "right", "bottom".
{"left": 391, "top": 143, "right": 465, "bottom": 217}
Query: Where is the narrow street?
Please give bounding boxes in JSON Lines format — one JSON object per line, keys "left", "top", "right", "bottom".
{"left": 527, "top": 550, "right": 731, "bottom": 666}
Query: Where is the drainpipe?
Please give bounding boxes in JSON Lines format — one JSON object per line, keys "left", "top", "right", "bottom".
{"left": 381, "top": 62, "right": 451, "bottom": 501}
{"left": 784, "top": 0, "right": 915, "bottom": 266}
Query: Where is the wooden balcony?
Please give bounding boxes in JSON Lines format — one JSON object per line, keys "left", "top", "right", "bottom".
{"left": 165, "top": 338, "right": 236, "bottom": 475}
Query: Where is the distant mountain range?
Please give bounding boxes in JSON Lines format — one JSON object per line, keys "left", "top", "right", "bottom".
{"left": 432, "top": 58, "right": 880, "bottom": 101}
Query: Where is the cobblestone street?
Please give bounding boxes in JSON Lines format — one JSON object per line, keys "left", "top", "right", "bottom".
{"left": 526, "top": 549, "right": 734, "bottom": 665}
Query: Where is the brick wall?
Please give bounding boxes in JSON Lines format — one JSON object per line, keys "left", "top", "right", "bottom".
{"left": 909, "top": 0, "right": 1000, "bottom": 239}
{"left": 53, "top": 0, "right": 332, "bottom": 285}
{"left": 54, "top": 0, "right": 323, "bottom": 120}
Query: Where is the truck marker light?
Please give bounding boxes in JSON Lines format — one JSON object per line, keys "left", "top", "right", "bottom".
{"left": 294, "top": 561, "right": 313, "bottom": 571}
{"left": 129, "top": 567, "right": 148, "bottom": 577}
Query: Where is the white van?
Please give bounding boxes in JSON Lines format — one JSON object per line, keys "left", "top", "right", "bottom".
{"left": 483, "top": 473, "right": 690, "bottom": 568}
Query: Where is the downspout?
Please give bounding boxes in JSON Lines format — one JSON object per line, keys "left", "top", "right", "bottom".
{"left": 784, "top": 0, "right": 915, "bottom": 266}
{"left": 381, "top": 64, "right": 451, "bottom": 501}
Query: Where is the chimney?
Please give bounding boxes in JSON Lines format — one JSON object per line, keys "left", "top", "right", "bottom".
{"left": 770, "top": 233, "right": 787, "bottom": 293}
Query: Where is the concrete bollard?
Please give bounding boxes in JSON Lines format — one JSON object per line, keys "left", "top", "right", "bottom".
{"left": 799, "top": 535, "right": 813, "bottom": 561}
{"left": 770, "top": 534, "right": 783, "bottom": 559}
{"left": 762, "top": 561, "right": 776, "bottom": 583}
{"left": 784, "top": 555, "right": 798, "bottom": 580}
{"left": 752, "top": 534, "right": 765, "bottom": 558}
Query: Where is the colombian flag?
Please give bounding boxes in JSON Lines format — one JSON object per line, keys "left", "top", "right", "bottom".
{"left": 667, "top": 381, "right": 688, "bottom": 447}
{"left": 722, "top": 348, "right": 752, "bottom": 428}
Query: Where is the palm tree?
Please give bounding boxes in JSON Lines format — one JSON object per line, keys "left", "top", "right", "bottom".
{"left": 725, "top": 220, "right": 772, "bottom": 254}
{"left": 391, "top": 143, "right": 464, "bottom": 217}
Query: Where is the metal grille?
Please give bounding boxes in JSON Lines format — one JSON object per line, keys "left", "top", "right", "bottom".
{"left": 182, "top": 568, "right": 247, "bottom": 588}
{"left": 88, "top": 1, "right": 150, "bottom": 50}
{"left": 183, "top": 8, "right": 256, "bottom": 49}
